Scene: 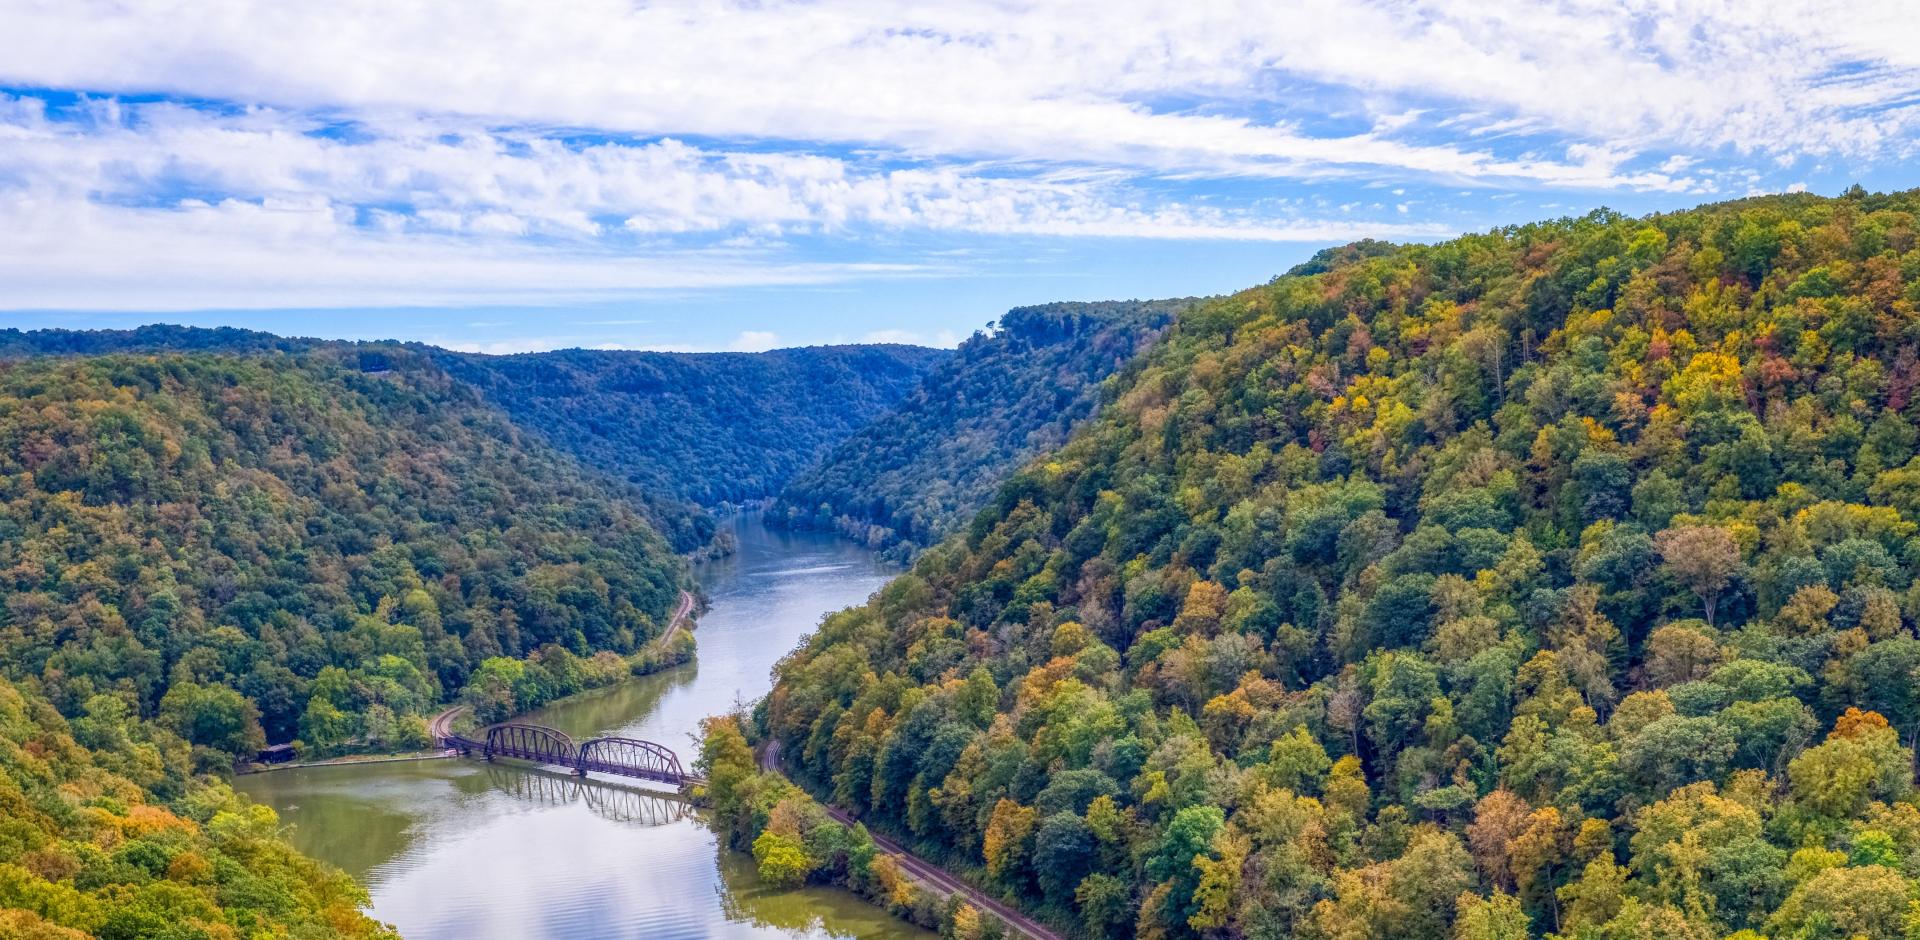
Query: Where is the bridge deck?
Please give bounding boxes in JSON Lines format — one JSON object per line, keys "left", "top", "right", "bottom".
{"left": 441, "top": 723, "right": 704, "bottom": 787}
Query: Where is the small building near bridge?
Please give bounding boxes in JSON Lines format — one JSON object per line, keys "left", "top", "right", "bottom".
{"left": 256, "top": 744, "right": 297, "bottom": 765}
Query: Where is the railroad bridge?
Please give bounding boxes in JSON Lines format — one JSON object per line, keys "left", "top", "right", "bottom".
{"left": 441, "top": 722, "right": 702, "bottom": 788}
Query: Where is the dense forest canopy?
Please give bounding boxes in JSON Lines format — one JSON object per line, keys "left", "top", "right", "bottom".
{"left": 0, "top": 327, "right": 952, "bottom": 555}
{"left": 0, "top": 324, "right": 328, "bottom": 358}
{"left": 0, "top": 677, "right": 393, "bottom": 937}
{"left": 433, "top": 344, "right": 949, "bottom": 544}
{"left": 757, "top": 188, "right": 1920, "bottom": 940}
{"left": 772, "top": 299, "right": 1192, "bottom": 559}
{"left": 0, "top": 349, "right": 685, "bottom": 761}
{"left": 0, "top": 346, "right": 699, "bottom": 936}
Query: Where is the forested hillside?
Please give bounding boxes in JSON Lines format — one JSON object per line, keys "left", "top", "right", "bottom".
{"left": 771, "top": 300, "right": 1188, "bottom": 558}
{"left": 755, "top": 188, "right": 1920, "bottom": 939}
{"left": 433, "top": 345, "right": 949, "bottom": 542}
{"left": 0, "top": 324, "right": 325, "bottom": 357}
{"left": 0, "top": 349, "right": 685, "bottom": 760}
{"left": 1, "top": 329, "right": 950, "bottom": 554}
{"left": 0, "top": 678, "right": 393, "bottom": 937}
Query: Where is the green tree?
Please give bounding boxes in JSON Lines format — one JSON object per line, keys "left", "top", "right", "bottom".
{"left": 1453, "top": 891, "right": 1530, "bottom": 940}
{"left": 745, "top": 830, "right": 811, "bottom": 888}
{"left": 1076, "top": 873, "right": 1132, "bottom": 936}
{"left": 156, "top": 682, "right": 265, "bottom": 759}
{"left": 1032, "top": 812, "right": 1097, "bottom": 906}
{"left": 1764, "top": 864, "right": 1909, "bottom": 940}
{"left": 1149, "top": 805, "right": 1225, "bottom": 929}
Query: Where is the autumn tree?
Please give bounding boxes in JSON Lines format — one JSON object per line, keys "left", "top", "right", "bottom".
{"left": 1655, "top": 525, "right": 1742, "bottom": 625}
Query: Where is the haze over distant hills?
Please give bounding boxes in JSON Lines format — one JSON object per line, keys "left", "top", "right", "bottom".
{"left": 0, "top": 325, "right": 953, "bottom": 552}
{"left": 431, "top": 343, "right": 950, "bottom": 547}
{"left": 2, "top": 308, "right": 1184, "bottom": 562}
{"left": 772, "top": 298, "right": 1194, "bottom": 557}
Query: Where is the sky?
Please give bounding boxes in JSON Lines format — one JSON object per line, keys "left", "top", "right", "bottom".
{"left": 3, "top": 1, "right": 1920, "bottom": 354}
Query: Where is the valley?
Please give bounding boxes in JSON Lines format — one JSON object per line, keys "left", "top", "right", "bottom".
{"left": 15, "top": 8, "right": 1920, "bottom": 938}
{"left": 8, "top": 189, "right": 1920, "bottom": 940}
{"left": 236, "top": 516, "right": 924, "bottom": 939}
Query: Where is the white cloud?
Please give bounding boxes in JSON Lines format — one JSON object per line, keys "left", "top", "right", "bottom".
{"left": 437, "top": 336, "right": 587, "bottom": 355}
{"left": 0, "top": 191, "right": 928, "bottom": 310}
{"left": 438, "top": 336, "right": 713, "bottom": 354}
{"left": 0, "top": 97, "right": 1456, "bottom": 242}
{"left": 0, "top": 95, "right": 1463, "bottom": 309}
{"left": 610, "top": 342, "right": 699, "bottom": 352}
{"left": 1, "top": 0, "right": 1915, "bottom": 314}
{"left": 9, "top": 0, "right": 1912, "bottom": 185}
{"left": 728, "top": 330, "right": 780, "bottom": 352}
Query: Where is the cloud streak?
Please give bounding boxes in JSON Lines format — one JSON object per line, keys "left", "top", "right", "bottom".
{"left": 5, "top": 0, "right": 1917, "bottom": 177}
{"left": 0, "top": 0, "right": 1915, "bottom": 313}
{"left": 0, "top": 190, "right": 928, "bottom": 311}
{"left": 0, "top": 94, "right": 1452, "bottom": 309}
{"left": 0, "top": 97, "right": 1454, "bottom": 241}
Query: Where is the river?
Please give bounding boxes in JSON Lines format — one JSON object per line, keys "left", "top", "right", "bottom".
{"left": 236, "top": 516, "right": 933, "bottom": 940}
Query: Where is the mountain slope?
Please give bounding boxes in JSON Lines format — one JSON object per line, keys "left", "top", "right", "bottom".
{"left": 760, "top": 188, "right": 1920, "bottom": 940}
{"left": 0, "top": 345, "right": 702, "bottom": 937}
{"left": 434, "top": 344, "right": 950, "bottom": 511}
{"left": 0, "top": 677, "right": 392, "bottom": 937}
{"left": 0, "top": 328, "right": 951, "bottom": 554}
{"left": 0, "top": 348, "right": 685, "bottom": 755}
{"left": 0, "top": 323, "right": 325, "bottom": 357}
{"left": 771, "top": 299, "right": 1189, "bottom": 558}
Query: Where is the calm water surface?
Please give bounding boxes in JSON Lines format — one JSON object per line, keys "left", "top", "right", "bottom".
{"left": 238, "top": 517, "right": 931, "bottom": 940}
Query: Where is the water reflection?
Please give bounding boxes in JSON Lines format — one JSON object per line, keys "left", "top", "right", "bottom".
{"left": 483, "top": 765, "right": 694, "bottom": 827}
{"left": 238, "top": 517, "right": 930, "bottom": 940}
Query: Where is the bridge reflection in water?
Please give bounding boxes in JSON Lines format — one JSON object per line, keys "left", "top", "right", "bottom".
{"left": 443, "top": 721, "right": 701, "bottom": 789}
{"left": 485, "top": 765, "right": 694, "bottom": 827}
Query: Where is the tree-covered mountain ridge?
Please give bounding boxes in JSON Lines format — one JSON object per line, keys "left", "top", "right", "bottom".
{"left": 0, "top": 348, "right": 691, "bottom": 753}
{"left": 758, "top": 187, "right": 1920, "bottom": 940}
{"left": 0, "top": 346, "right": 711, "bottom": 935}
{"left": 0, "top": 328, "right": 951, "bottom": 554}
{"left": 772, "top": 298, "right": 1193, "bottom": 560}
{"left": 430, "top": 343, "right": 950, "bottom": 545}
{"left": 0, "top": 674, "right": 396, "bottom": 937}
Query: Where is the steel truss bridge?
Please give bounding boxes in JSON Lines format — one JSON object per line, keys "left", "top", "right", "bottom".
{"left": 441, "top": 722, "right": 701, "bottom": 788}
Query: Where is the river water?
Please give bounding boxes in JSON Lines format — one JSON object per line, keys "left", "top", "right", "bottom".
{"left": 237, "top": 517, "right": 932, "bottom": 940}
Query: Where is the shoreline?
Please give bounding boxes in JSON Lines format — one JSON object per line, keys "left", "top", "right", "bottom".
{"left": 241, "top": 588, "right": 699, "bottom": 776}
{"left": 237, "top": 750, "right": 456, "bottom": 775}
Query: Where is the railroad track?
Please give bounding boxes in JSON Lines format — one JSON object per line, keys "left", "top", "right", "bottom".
{"left": 427, "top": 589, "right": 695, "bottom": 742}
{"left": 759, "top": 741, "right": 1061, "bottom": 940}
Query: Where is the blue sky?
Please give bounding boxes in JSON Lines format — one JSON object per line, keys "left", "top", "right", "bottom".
{"left": 3, "top": 1, "right": 1919, "bottom": 353}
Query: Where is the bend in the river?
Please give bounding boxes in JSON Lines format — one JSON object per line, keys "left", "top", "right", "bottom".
{"left": 237, "top": 516, "right": 932, "bottom": 940}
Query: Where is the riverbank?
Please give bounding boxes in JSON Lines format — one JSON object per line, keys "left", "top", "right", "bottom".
{"left": 241, "top": 589, "right": 697, "bottom": 774}
{"left": 730, "top": 736, "right": 1063, "bottom": 940}
{"left": 236, "top": 516, "right": 924, "bottom": 940}
{"left": 238, "top": 750, "right": 454, "bottom": 775}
